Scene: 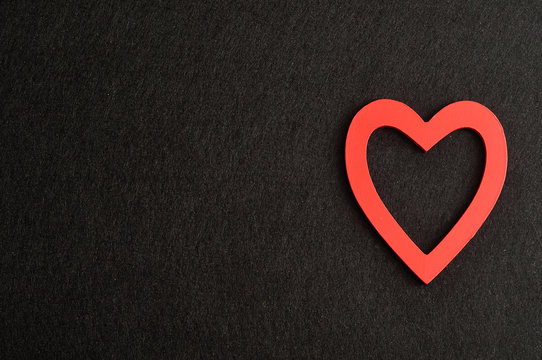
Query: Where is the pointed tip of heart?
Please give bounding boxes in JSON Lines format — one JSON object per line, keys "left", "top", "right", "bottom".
{"left": 421, "top": 277, "right": 432, "bottom": 285}
{"left": 419, "top": 271, "right": 437, "bottom": 285}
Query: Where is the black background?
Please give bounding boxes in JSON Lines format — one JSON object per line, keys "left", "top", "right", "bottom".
{"left": 2, "top": 1, "right": 541, "bottom": 358}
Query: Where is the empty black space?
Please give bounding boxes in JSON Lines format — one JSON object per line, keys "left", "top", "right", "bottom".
{"left": 1, "top": 1, "right": 541, "bottom": 359}
{"left": 367, "top": 128, "right": 484, "bottom": 254}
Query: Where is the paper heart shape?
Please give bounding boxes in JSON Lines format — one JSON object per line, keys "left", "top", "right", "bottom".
{"left": 345, "top": 100, "right": 507, "bottom": 284}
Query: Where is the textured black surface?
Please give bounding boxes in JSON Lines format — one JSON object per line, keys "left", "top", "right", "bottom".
{"left": 1, "top": 1, "right": 541, "bottom": 358}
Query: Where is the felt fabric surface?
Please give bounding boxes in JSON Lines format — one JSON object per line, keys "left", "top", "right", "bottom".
{"left": 1, "top": 1, "right": 541, "bottom": 358}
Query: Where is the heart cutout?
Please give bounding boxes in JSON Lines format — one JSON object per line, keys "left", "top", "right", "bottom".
{"left": 368, "top": 128, "right": 484, "bottom": 254}
{"left": 345, "top": 100, "right": 507, "bottom": 284}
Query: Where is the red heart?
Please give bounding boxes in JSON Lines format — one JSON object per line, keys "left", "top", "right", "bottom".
{"left": 345, "top": 100, "right": 507, "bottom": 284}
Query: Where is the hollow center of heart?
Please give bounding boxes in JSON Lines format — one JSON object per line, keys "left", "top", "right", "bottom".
{"left": 367, "top": 127, "right": 485, "bottom": 254}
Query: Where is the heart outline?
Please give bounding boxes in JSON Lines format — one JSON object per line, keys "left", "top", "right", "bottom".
{"left": 345, "top": 99, "right": 507, "bottom": 284}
